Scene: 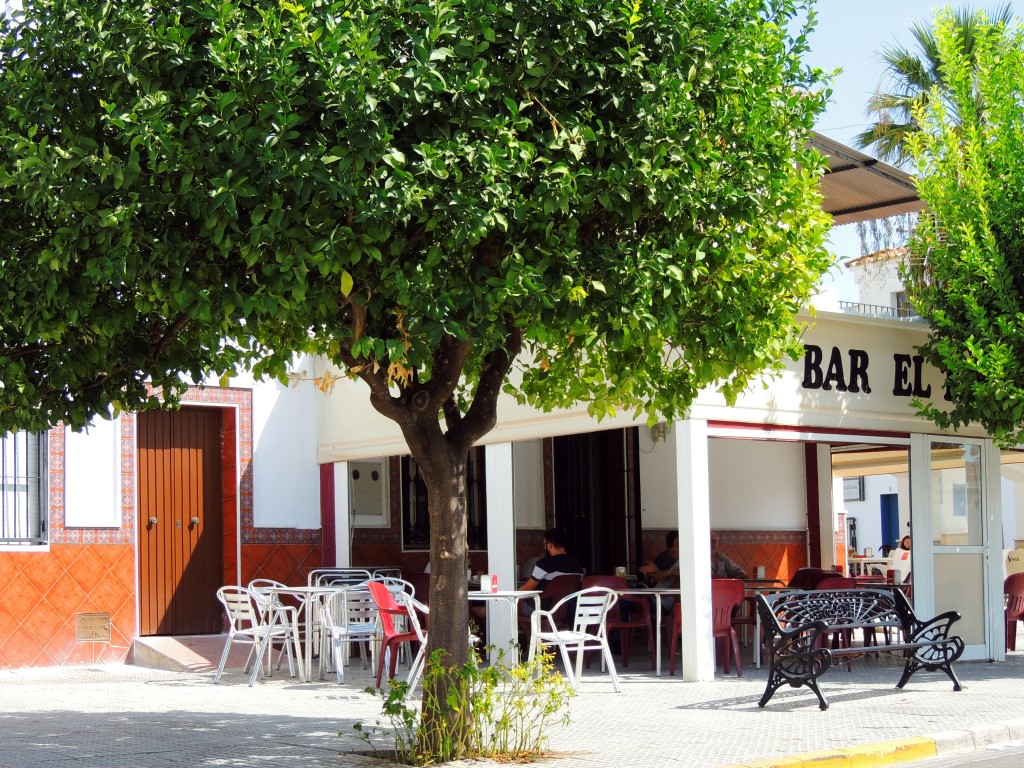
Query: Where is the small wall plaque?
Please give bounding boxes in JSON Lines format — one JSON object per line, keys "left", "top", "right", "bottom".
{"left": 76, "top": 613, "right": 111, "bottom": 643}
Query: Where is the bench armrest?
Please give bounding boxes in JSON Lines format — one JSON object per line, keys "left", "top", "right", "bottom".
{"left": 906, "top": 609, "right": 961, "bottom": 644}
{"left": 772, "top": 618, "right": 830, "bottom": 652}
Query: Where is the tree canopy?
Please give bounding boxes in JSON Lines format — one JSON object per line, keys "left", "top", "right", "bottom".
{"left": 855, "top": 2, "right": 1013, "bottom": 166}
{"left": 906, "top": 9, "right": 1024, "bottom": 445}
{"left": 1, "top": 0, "right": 830, "bottom": 750}
{"left": 0, "top": 0, "right": 831, "bottom": 438}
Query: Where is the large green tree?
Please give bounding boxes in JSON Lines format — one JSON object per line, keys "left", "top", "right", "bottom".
{"left": 0, "top": 0, "right": 829, "bottom": 750}
{"left": 906, "top": 9, "right": 1024, "bottom": 445}
{"left": 855, "top": 2, "right": 1013, "bottom": 166}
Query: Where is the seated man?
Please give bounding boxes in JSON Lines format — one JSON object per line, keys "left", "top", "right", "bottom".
{"left": 639, "top": 531, "right": 680, "bottom": 588}
{"left": 711, "top": 532, "right": 746, "bottom": 578}
{"left": 520, "top": 528, "right": 584, "bottom": 593}
{"left": 517, "top": 528, "right": 585, "bottom": 632}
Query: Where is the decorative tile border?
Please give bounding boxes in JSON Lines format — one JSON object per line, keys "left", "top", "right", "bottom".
{"left": 50, "top": 385, "right": 319, "bottom": 547}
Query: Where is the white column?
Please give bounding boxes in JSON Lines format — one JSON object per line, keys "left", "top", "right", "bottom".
{"left": 674, "top": 419, "right": 715, "bottom": 681}
{"left": 816, "top": 444, "right": 836, "bottom": 570}
{"left": 485, "top": 442, "right": 517, "bottom": 662}
{"left": 333, "top": 462, "right": 352, "bottom": 567}
{"left": 985, "top": 438, "right": 1006, "bottom": 662}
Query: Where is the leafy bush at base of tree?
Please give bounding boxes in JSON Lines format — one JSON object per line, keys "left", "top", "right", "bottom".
{"left": 355, "top": 647, "right": 574, "bottom": 765}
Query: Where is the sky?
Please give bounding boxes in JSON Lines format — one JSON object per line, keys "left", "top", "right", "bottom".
{"left": 804, "top": 1, "right": 1024, "bottom": 300}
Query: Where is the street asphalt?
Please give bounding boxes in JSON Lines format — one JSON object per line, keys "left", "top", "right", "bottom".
{"left": 3, "top": 641, "right": 1024, "bottom": 768}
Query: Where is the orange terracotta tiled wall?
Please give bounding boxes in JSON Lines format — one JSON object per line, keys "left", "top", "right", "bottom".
{"left": 1, "top": 387, "right": 324, "bottom": 670}
{"left": 1, "top": 425, "right": 137, "bottom": 669}
{"left": 640, "top": 529, "right": 808, "bottom": 585}
{"left": 0, "top": 545, "right": 136, "bottom": 668}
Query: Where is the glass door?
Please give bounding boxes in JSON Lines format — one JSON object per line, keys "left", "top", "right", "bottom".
{"left": 911, "top": 436, "right": 995, "bottom": 661}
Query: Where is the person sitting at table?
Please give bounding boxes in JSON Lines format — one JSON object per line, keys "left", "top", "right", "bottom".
{"left": 519, "top": 529, "right": 584, "bottom": 592}
{"left": 639, "top": 531, "right": 680, "bottom": 588}
{"left": 711, "top": 532, "right": 747, "bottom": 579}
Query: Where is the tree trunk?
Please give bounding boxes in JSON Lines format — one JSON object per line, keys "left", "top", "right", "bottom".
{"left": 419, "top": 443, "right": 471, "bottom": 667}
{"left": 339, "top": 321, "right": 522, "bottom": 758}
{"left": 410, "top": 435, "right": 473, "bottom": 754}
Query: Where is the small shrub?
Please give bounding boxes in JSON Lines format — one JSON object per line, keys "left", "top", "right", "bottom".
{"left": 354, "top": 646, "right": 575, "bottom": 765}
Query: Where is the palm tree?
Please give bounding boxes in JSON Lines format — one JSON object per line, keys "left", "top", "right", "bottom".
{"left": 855, "top": 3, "right": 1014, "bottom": 166}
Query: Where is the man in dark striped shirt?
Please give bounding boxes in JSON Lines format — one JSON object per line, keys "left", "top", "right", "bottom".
{"left": 519, "top": 529, "right": 584, "bottom": 592}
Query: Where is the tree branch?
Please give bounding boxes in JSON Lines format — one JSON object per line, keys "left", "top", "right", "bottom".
{"left": 335, "top": 301, "right": 405, "bottom": 422}
{"left": 421, "top": 334, "right": 473, "bottom": 412}
{"left": 451, "top": 320, "right": 522, "bottom": 449}
{"left": 145, "top": 313, "right": 191, "bottom": 367}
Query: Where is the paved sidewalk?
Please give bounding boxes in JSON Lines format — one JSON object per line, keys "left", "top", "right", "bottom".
{"left": 3, "top": 650, "right": 1024, "bottom": 767}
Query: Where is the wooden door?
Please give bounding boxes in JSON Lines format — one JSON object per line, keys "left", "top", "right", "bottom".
{"left": 137, "top": 407, "right": 224, "bottom": 636}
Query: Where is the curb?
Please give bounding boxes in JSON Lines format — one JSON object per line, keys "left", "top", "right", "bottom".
{"left": 718, "top": 719, "right": 1024, "bottom": 768}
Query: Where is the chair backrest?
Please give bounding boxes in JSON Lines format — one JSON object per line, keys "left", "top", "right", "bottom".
{"left": 313, "top": 568, "right": 372, "bottom": 587}
{"left": 398, "top": 592, "right": 428, "bottom": 643}
{"left": 581, "top": 574, "right": 627, "bottom": 591}
{"left": 368, "top": 580, "right": 407, "bottom": 638}
{"left": 322, "top": 587, "right": 377, "bottom": 629}
{"left": 815, "top": 576, "right": 858, "bottom": 590}
{"left": 710, "top": 578, "right": 744, "bottom": 635}
{"left": 248, "top": 578, "right": 287, "bottom": 592}
{"left": 1006, "top": 573, "right": 1024, "bottom": 622}
{"left": 241, "top": 581, "right": 287, "bottom": 620}
{"left": 370, "top": 576, "right": 416, "bottom": 598}
{"left": 787, "top": 567, "right": 835, "bottom": 589}
{"left": 539, "top": 574, "right": 583, "bottom": 626}
{"left": 540, "top": 574, "right": 583, "bottom": 606}
{"left": 217, "top": 586, "right": 261, "bottom": 631}
{"left": 559, "top": 587, "right": 617, "bottom": 635}
{"left": 581, "top": 575, "right": 632, "bottom": 620}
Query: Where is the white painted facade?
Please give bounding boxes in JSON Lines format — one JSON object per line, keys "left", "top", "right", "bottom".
{"left": 37, "top": 307, "right": 1024, "bottom": 676}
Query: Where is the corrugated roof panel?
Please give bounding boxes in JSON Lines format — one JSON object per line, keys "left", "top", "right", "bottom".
{"left": 810, "top": 132, "right": 925, "bottom": 225}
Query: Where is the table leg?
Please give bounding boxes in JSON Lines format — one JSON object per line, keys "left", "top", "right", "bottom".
{"left": 301, "top": 596, "right": 315, "bottom": 683}
{"left": 754, "top": 607, "right": 761, "bottom": 669}
{"left": 655, "top": 594, "right": 662, "bottom": 677}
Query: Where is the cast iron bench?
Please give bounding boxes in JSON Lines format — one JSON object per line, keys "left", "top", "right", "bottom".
{"left": 756, "top": 587, "right": 964, "bottom": 710}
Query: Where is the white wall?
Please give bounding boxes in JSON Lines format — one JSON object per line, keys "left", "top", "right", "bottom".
{"left": 639, "top": 432, "right": 806, "bottom": 530}
{"left": 245, "top": 364, "right": 321, "bottom": 529}
{"left": 708, "top": 439, "right": 806, "bottom": 528}
{"left": 638, "top": 426, "right": 679, "bottom": 527}
{"left": 64, "top": 416, "right": 121, "bottom": 528}
{"left": 841, "top": 473, "right": 898, "bottom": 553}
{"left": 849, "top": 263, "right": 905, "bottom": 308}
{"left": 512, "top": 440, "right": 545, "bottom": 529}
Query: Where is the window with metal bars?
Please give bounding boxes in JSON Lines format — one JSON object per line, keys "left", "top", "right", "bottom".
{"left": 1, "top": 431, "right": 47, "bottom": 545}
{"left": 401, "top": 448, "right": 487, "bottom": 551}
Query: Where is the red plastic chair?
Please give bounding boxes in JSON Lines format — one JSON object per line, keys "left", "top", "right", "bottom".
{"left": 367, "top": 581, "right": 419, "bottom": 688}
{"left": 1005, "top": 573, "right": 1024, "bottom": 650}
{"left": 582, "top": 575, "right": 655, "bottom": 669}
{"left": 669, "top": 578, "right": 744, "bottom": 676}
{"left": 787, "top": 567, "right": 836, "bottom": 589}
{"left": 520, "top": 574, "right": 581, "bottom": 624}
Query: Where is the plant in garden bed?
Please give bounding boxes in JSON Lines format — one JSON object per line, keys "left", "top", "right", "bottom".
{"left": 354, "top": 647, "right": 574, "bottom": 765}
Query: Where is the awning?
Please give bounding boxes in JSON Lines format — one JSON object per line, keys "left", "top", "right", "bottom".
{"left": 810, "top": 132, "right": 924, "bottom": 226}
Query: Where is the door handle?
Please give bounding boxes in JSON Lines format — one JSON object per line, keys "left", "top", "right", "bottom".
{"left": 148, "top": 517, "right": 158, "bottom": 525}
{"left": 190, "top": 517, "right": 199, "bottom": 526}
